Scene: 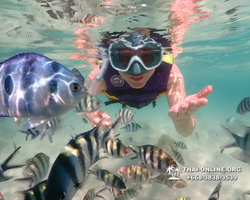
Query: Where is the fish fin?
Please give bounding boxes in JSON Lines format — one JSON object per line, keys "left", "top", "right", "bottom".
{"left": 23, "top": 119, "right": 48, "bottom": 130}
{"left": 221, "top": 125, "right": 241, "bottom": 141}
{"left": 48, "top": 133, "right": 53, "bottom": 143}
{"left": 230, "top": 150, "right": 250, "bottom": 163}
{"left": 130, "top": 156, "right": 137, "bottom": 160}
{"left": 1, "top": 146, "right": 25, "bottom": 172}
{"left": 93, "top": 151, "right": 110, "bottom": 164}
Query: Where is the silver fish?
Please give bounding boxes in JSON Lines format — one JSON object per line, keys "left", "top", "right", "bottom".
{"left": 115, "top": 108, "right": 135, "bottom": 125}
{"left": 220, "top": 125, "right": 250, "bottom": 153}
{"left": 171, "top": 147, "right": 185, "bottom": 165}
{"left": 173, "top": 141, "right": 187, "bottom": 150}
{"left": 0, "top": 146, "right": 24, "bottom": 182}
{"left": 115, "top": 185, "right": 142, "bottom": 200}
{"left": 15, "top": 153, "right": 50, "bottom": 187}
{"left": 0, "top": 52, "right": 87, "bottom": 128}
{"left": 207, "top": 181, "right": 222, "bottom": 200}
{"left": 117, "top": 165, "right": 158, "bottom": 183}
{"left": 44, "top": 117, "right": 121, "bottom": 200}
{"left": 16, "top": 180, "right": 47, "bottom": 200}
{"left": 90, "top": 169, "right": 126, "bottom": 189}
{"left": 121, "top": 122, "right": 141, "bottom": 132}
{"left": 83, "top": 188, "right": 106, "bottom": 200}
{"left": 75, "top": 94, "right": 103, "bottom": 113}
{"left": 237, "top": 96, "right": 250, "bottom": 115}
{"left": 129, "top": 139, "right": 178, "bottom": 173}
{"left": 103, "top": 138, "right": 132, "bottom": 158}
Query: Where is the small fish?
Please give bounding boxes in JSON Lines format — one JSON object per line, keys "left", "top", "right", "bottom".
{"left": 117, "top": 165, "right": 159, "bottom": 183}
{"left": 0, "top": 52, "right": 88, "bottom": 129}
{"left": 109, "top": 188, "right": 123, "bottom": 198}
{"left": 173, "top": 141, "right": 187, "bottom": 150}
{"left": 44, "top": 117, "right": 121, "bottom": 200}
{"left": 82, "top": 117, "right": 88, "bottom": 124}
{"left": 195, "top": 131, "right": 199, "bottom": 139}
{"left": 15, "top": 153, "right": 50, "bottom": 187}
{"left": 237, "top": 97, "right": 250, "bottom": 115}
{"left": 115, "top": 108, "right": 135, "bottom": 125}
{"left": 15, "top": 180, "right": 47, "bottom": 200}
{"left": 83, "top": 188, "right": 106, "bottom": 200}
{"left": 220, "top": 125, "right": 250, "bottom": 153}
{"left": 20, "top": 117, "right": 61, "bottom": 143}
{"left": 103, "top": 138, "right": 132, "bottom": 158}
{"left": 207, "top": 181, "right": 222, "bottom": 200}
{"left": 0, "top": 146, "right": 24, "bottom": 182}
{"left": 90, "top": 169, "right": 126, "bottom": 189}
{"left": 171, "top": 147, "right": 185, "bottom": 165}
{"left": 0, "top": 192, "right": 4, "bottom": 200}
{"left": 75, "top": 94, "right": 103, "bottom": 113}
{"left": 115, "top": 185, "right": 142, "bottom": 200}
{"left": 152, "top": 174, "right": 187, "bottom": 189}
{"left": 175, "top": 198, "right": 191, "bottom": 200}
{"left": 71, "top": 68, "right": 85, "bottom": 84}
{"left": 121, "top": 122, "right": 141, "bottom": 132}
{"left": 129, "top": 138, "right": 178, "bottom": 173}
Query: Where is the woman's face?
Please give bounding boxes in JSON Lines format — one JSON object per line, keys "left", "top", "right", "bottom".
{"left": 118, "top": 69, "right": 155, "bottom": 89}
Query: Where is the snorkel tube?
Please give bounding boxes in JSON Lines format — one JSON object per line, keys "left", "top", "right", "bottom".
{"left": 87, "top": 44, "right": 110, "bottom": 95}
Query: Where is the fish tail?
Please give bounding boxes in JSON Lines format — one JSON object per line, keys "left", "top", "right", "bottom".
{"left": 1, "top": 146, "right": 24, "bottom": 171}
{"left": 128, "top": 137, "right": 138, "bottom": 160}
{"left": 220, "top": 125, "right": 239, "bottom": 149}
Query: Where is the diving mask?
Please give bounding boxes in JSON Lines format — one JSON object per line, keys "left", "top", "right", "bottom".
{"left": 108, "top": 32, "right": 163, "bottom": 75}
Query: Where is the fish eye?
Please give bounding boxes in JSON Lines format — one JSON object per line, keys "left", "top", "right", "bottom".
{"left": 70, "top": 82, "right": 81, "bottom": 93}
{"left": 60, "top": 191, "right": 67, "bottom": 200}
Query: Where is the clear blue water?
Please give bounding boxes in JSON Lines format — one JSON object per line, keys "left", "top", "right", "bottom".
{"left": 1, "top": 0, "right": 250, "bottom": 199}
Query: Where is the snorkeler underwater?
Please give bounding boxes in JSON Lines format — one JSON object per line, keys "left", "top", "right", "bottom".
{"left": 1, "top": 0, "right": 250, "bottom": 199}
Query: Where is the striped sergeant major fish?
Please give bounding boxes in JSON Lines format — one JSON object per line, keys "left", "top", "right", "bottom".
{"left": 207, "top": 181, "right": 222, "bottom": 200}
{"left": 220, "top": 125, "right": 250, "bottom": 153}
{"left": 115, "top": 185, "right": 142, "bottom": 200}
{"left": 173, "top": 141, "right": 187, "bottom": 150}
{"left": 0, "top": 52, "right": 87, "bottom": 129}
{"left": 103, "top": 138, "right": 132, "bottom": 158}
{"left": 117, "top": 165, "right": 159, "bottom": 183}
{"left": 20, "top": 117, "right": 61, "bottom": 143}
{"left": 83, "top": 188, "right": 106, "bottom": 200}
{"left": 0, "top": 146, "right": 24, "bottom": 182}
{"left": 75, "top": 94, "right": 103, "bottom": 113}
{"left": 15, "top": 153, "right": 50, "bottom": 187}
{"left": 44, "top": 117, "right": 121, "bottom": 200}
{"left": 171, "top": 147, "right": 185, "bottom": 165}
{"left": 16, "top": 180, "right": 47, "bottom": 200}
{"left": 236, "top": 96, "right": 250, "bottom": 115}
{"left": 129, "top": 138, "right": 178, "bottom": 173}
{"left": 89, "top": 169, "right": 126, "bottom": 189}
{"left": 121, "top": 122, "right": 141, "bottom": 132}
{"left": 115, "top": 108, "right": 135, "bottom": 125}
{"left": 0, "top": 192, "right": 4, "bottom": 200}
{"left": 151, "top": 174, "right": 188, "bottom": 189}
